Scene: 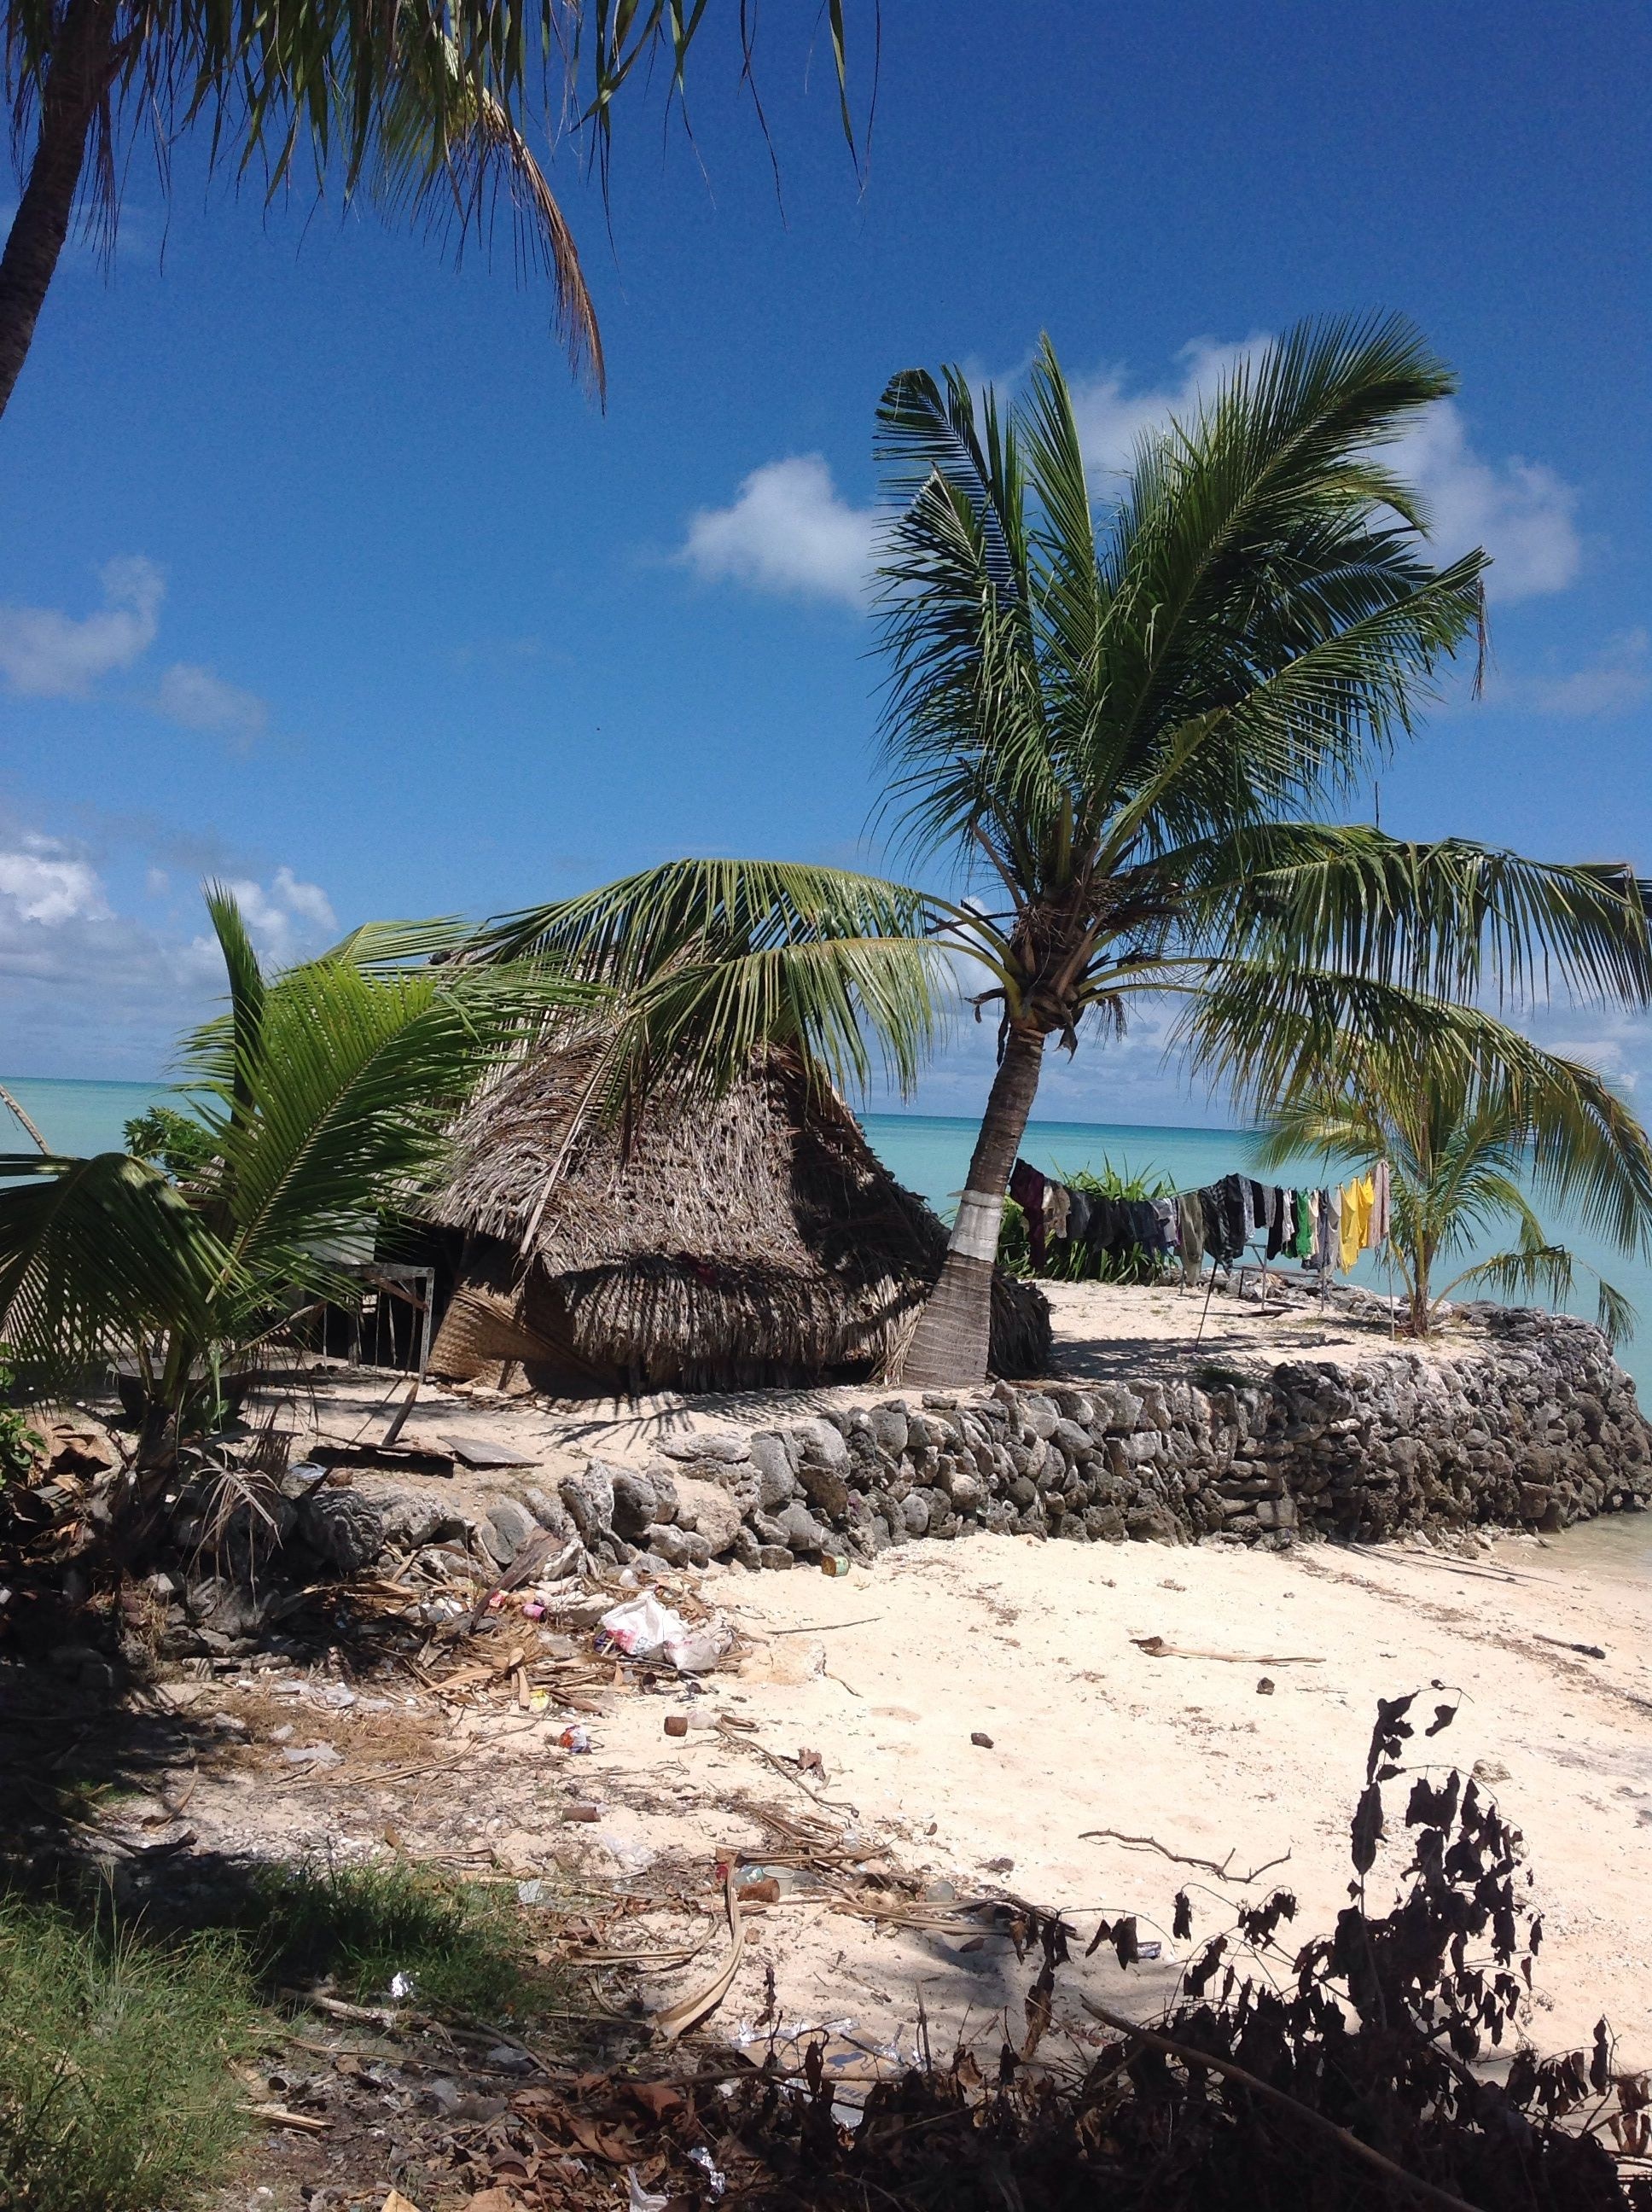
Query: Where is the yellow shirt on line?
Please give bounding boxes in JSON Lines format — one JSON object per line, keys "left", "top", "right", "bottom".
{"left": 1339, "top": 1174, "right": 1375, "bottom": 1272}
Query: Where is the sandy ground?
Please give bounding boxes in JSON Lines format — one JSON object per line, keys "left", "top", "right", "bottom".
{"left": 195, "top": 1282, "right": 1652, "bottom": 2075}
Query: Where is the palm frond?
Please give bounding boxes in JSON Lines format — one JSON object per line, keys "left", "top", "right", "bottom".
{"left": 465, "top": 859, "right": 945, "bottom": 1108}
{"left": 0, "top": 1153, "right": 224, "bottom": 1396}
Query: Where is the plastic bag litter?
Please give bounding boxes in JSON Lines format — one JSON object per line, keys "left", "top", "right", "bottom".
{"left": 627, "top": 2169, "right": 670, "bottom": 2211}
{"left": 664, "top": 1616, "right": 734, "bottom": 1674}
{"left": 599, "top": 1592, "right": 687, "bottom": 1658}
{"left": 388, "top": 1970, "right": 417, "bottom": 2000}
{"left": 689, "top": 2145, "right": 728, "bottom": 2197}
{"left": 602, "top": 1833, "right": 655, "bottom": 1876}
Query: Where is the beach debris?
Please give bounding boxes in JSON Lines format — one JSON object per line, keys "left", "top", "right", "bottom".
{"left": 821, "top": 1553, "right": 852, "bottom": 1577}
{"left": 1079, "top": 1829, "right": 1294, "bottom": 1885}
{"left": 1257, "top": 1676, "right": 1276, "bottom": 1695}
{"left": 626, "top": 2172, "right": 671, "bottom": 2212}
{"left": 653, "top": 1869, "right": 748, "bottom": 2042}
{"left": 556, "top": 1724, "right": 592, "bottom": 1754}
{"left": 688, "top": 2145, "right": 728, "bottom": 2197}
{"left": 1534, "top": 1633, "right": 1608, "bottom": 1659}
{"left": 439, "top": 1434, "right": 536, "bottom": 1470}
{"left": 666, "top": 1617, "right": 736, "bottom": 1673}
{"left": 797, "top": 1747, "right": 827, "bottom": 1780}
{"left": 971, "top": 1730, "right": 995, "bottom": 1749}
{"left": 1132, "top": 1635, "right": 1323, "bottom": 1665}
{"left": 599, "top": 1592, "right": 688, "bottom": 1658}
{"left": 663, "top": 1713, "right": 689, "bottom": 1738}
{"left": 563, "top": 1802, "right": 602, "bottom": 1822}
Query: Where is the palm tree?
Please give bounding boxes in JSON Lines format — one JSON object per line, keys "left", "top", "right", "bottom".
{"left": 471, "top": 323, "right": 1652, "bottom": 1388}
{"left": 0, "top": 887, "right": 588, "bottom": 1476}
{"left": 1252, "top": 1022, "right": 1652, "bottom": 1341}
{"left": 0, "top": 0, "right": 867, "bottom": 417}
{"left": 866, "top": 319, "right": 1652, "bottom": 1383}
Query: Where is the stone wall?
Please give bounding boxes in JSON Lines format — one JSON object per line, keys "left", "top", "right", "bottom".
{"left": 534, "top": 1307, "right": 1652, "bottom": 1570}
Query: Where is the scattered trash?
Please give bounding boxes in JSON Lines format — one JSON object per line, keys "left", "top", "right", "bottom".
{"left": 1132, "top": 1636, "right": 1323, "bottom": 1666}
{"left": 735, "top": 1877, "right": 781, "bottom": 1906}
{"left": 1137, "top": 1939, "right": 1164, "bottom": 1961}
{"left": 1256, "top": 1676, "right": 1276, "bottom": 1696}
{"left": 557, "top": 1724, "right": 592, "bottom": 1754}
{"left": 388, "top": 1970, "right": 417, "bottom": 2000}
{"left": 971, "top": 1731, "right": 994, "bottom": 1749}
{"left": 599, "top": 1592, "right": 688, "bottom": 1659}
{"left": 602, "top": 1834, "right": 656, "bottom": 1876}
{"left": 282, "top": 1742, "right": 341, "bottom": 1768}
{"left": 689, "top": 2145, "right": 729, "bottom": 2197}
{"left": 516, "top": 1879, "right": 550, "bottom": 1905}
{"left": 665, "top": 1617, "right": 735, "bottom": 1673}
{"left": 983, "top": 1855, "right": 1014, "bottom": 1874}
{"left": 797, "top": 1747, "right": 827, "bottom": 1780}
{"left": 626, "top": 2172, "right": 671, "bottom": 2212}
{"left": 821, "top": 1554, "right": 851, "bottom": 1578}
{"left": 563, "top": 1803, "right": 602, "bottom": 1823}
{"left": 664, "top": 1714, "right": 689, "bottom": 1738}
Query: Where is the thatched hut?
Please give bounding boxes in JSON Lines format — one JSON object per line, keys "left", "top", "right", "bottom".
{"left": 425, "top": 1045, "right": 1050, "bottom": 1393}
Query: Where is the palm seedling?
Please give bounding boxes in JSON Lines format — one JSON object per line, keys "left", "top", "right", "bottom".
{"left": 1252, "top": 1023, "right": 1652, "bottom": 1342}
{"left": 0, "top": 887, "right": 589, "bottom": 1492}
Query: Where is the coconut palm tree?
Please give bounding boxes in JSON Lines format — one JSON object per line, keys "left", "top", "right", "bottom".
{"left": 0, "top": 0, "right": 867, "bottom": 416}
{"left": 0, "top": 887, "right": 590, "bottom": 1476}
{"left": 865, "top": 319, "right": 1652, "bottom": 1382}
{"left": 1251, "top": 1021, "right": 1652, "bottom": 1341}
{"left": 473, "top": 323, "right": 1652, "bottom": 1387}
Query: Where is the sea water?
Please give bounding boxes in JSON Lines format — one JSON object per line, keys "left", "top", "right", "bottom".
{"left": 5, "top": 1076, "right": 1650, "bottom": 1403}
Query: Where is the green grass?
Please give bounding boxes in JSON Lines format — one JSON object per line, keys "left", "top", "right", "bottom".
{"left": 240, "top": 1856, "right": 567, "bottom": 2023}
{"left": 0, "top": 1895, "right": 258, "bottom": 2212}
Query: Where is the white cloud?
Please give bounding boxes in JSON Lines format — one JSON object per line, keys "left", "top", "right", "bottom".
{"left": 0, "top": 556, "right": 164, "bottom": 696}
{"left": 217, "top": 866, "right": 336, "bottom": 964}
{"left": 1486, "top": 626, "right": 1650, "bottom": 719}
{"left": 1070, "top": 337, "right": 1582, "bottom": 603}
{"left": 0, "top": 835, "right": 111, "bottom": 927}
{"left": 681, "top": 454, "right": 874, "bottom": 608}
{"left": 0, "top": 818, "right": 342, "bottom": 1074}
{"left": 154, "top": 661, "right": 270, "bottom": 748}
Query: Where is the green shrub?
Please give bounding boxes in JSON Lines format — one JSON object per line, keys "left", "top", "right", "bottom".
{"left": 0, "top": 1895, "right": 257, "bottom": 2212}
{"left": 997, "top": 1160, "right": 1179, "bottom": 1284}
{"left": 0, "top": 1352, "right": 44, "bottom": 1487}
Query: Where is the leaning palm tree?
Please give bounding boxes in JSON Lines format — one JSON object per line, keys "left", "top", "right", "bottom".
{"left": 0, "top": 0, "right": 867, "bottom": 416}
{"left": 867, "top": 319, "right": 1652, "bottom": 1382}
{"left": 1251, "top": 1020, "right": 1652, "bottom": 1341}
{"left": 0, "top": 887, "right": 589, "bottom": 1481}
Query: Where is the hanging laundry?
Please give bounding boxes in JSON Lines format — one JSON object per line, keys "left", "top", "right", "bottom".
{"left": 1292, "top": 1189, "right": 1315, "bottom": 1261}
{"left": 1371, "top": 1159, "right": 1392, "bottom": 1246}
{"left": 1066, "top": 1189, "right": 1092, "bottom": 1244}
{"left": 1044, "top": 1183, "right": 1072, "bottom": 1242}
{"left": 1247, "top": 1179, "right": 1269, "bottom": 1234}
{"left": 1338, "top": 1176, "right": 1372, "bottom": 1272}
{"left": 1151, "top": 1196, "right": 1180, "bottom": 1252}
{"left": 1313, "top": 1187, "right": 1340, "bottom": 1270}
{"left": 1265, "top": 1187, "right": 1291, "bottom": 1260}
{"left": 1009, "top": 1159, "right": 1049, "bottom": 1270}
{"left": 1178, "top": 1191, "right": 1207, "bottom": 1282}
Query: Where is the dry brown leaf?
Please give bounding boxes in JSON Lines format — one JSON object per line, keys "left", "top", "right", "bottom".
{"left": 381, "top": 2192, "right": 423, "bottom": 2212}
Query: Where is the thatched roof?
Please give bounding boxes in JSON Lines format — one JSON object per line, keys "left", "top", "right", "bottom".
{"left": 425, "top": 1045, "right": 1049, "bottom": 1391}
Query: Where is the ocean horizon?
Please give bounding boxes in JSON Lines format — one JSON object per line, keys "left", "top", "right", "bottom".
{"left": 7, "top": 1074, "right": 1651, "bottom": 1396}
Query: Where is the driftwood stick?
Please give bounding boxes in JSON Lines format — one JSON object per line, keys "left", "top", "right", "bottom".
{"left": 1079, "top": 2000, "right": 1482, "bottom": 2212}
{"left": 1078, "top": 1830, "right": 1292, "bottom": 1884}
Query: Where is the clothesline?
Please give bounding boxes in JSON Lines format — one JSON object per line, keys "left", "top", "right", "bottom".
{"left": 1007, "top": 1159, "right": 1393, "bottom": 1284}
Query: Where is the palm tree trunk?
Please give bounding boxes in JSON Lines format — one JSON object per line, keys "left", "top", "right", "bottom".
{"left": 900, "top": 1024, "right": 1047, "bottom": 1387}
{"left": 0, "top": 0, "right": 118, "bottom": 419}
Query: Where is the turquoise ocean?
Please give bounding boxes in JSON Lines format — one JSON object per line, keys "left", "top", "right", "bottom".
{"left": 7, "top": 1075, "right": 1652, "bottom": 1403}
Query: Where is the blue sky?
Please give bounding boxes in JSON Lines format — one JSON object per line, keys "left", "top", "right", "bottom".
{"left": 2, "top": 0, "right": 1647, "bottom": 1123}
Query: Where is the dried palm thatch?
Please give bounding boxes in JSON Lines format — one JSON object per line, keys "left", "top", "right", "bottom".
{"left": 425, "top": 1043, "right": 1050, "bottom": 1392}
